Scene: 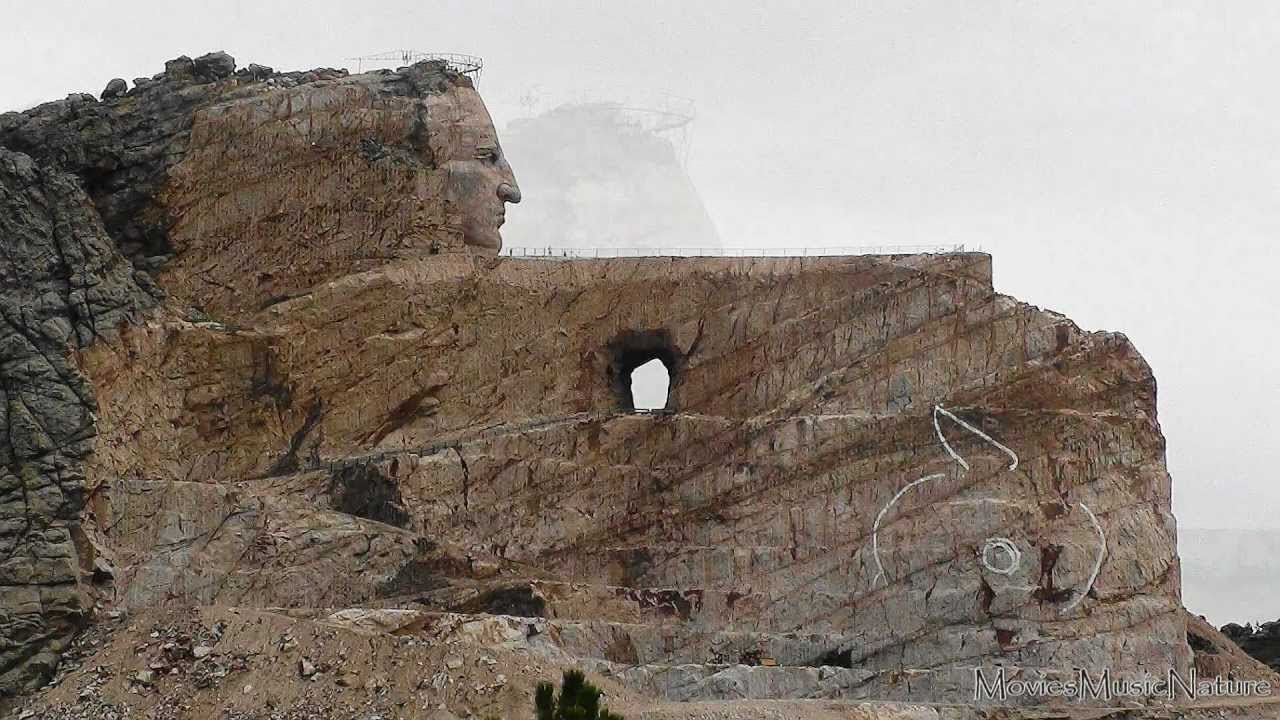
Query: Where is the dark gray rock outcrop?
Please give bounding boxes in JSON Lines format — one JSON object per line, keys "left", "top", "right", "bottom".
{"left": 0, "top": 51, "right": 446, "bottom": 699}
{"left": 1223, "top": 621, "right": 1280, "bottom": 671}
{"left": 0, "top": 51, "right": 265, "bottom": 698}
{"left": 0, "top": 148, "right": 154, "bottom": 695}
{"left": 0, "top": 52, "right": 349, "bottom": 266}
{"left": 98, "top": 79, "right": 126, "bottom": 101}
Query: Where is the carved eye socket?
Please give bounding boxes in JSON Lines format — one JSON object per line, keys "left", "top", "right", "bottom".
{"left": 476, "top": 148, "right": 499, "bottom": 163}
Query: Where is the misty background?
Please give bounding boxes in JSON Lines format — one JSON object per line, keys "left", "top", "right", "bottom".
{"left": 2, "top": 1, "right": 1275, "bottom": 625}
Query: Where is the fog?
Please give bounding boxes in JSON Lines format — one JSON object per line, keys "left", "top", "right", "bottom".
{"left": 3, "top": 0, "right": 1277, "bottom": 622}
{"left": 499, "top": 102, "right": 720, "bottom": 250}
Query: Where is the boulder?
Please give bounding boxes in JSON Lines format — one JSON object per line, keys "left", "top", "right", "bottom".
{"left": 99, "top": 78, "right": 126, "bottom": 99}
{"left": 193, "top": 51, "right": 235, "bottom": 80}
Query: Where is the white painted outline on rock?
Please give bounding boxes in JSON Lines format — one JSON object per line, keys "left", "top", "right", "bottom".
{"left": 979, "top": 537, "right": 1022, "bottom": 576}
{"left": 870, "top": 473, "right": 946, "bottom": 587}
{"left": 932, "top": 405, "right": 1018, "bottom": 472}
{"left": 868, "top": 405, "right": 1107, "bottom": 614}
{"left": 1059, "top": 502, "right": 1106, "bottom": 613}
{"left": 870, "top": 403, "right": 1113, "bottom": 616}
{"left": 871, "top": 405, "right": 1019, "bottom": 587}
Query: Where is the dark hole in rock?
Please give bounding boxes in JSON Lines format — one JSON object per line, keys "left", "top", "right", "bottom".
{"left": 454, "top": 586, "right": 547, "bottom": 618}
{"left": 630, "top": 359, "right": 670, "bottom": 411}
{"left": 90, "top": 559, "right": 115, "bottom": 586}
{"left": 816, "top": 647, "right": 854, "bottom": 668}
{"left": 328, "top": 463, "right": 409, "bottom": 528}
{"left": 617, "top": 546, "right": 655, "bottom": 588}
{"left": 376, "top": 560, "right": 450, "bottom": 598}
{"left": 1187, "top": 631, "right": 1216, "bottom": 654}
{"left": 995, "top": 627, "right": 1018, "bottom": 649}
{"left": 606, "top": 329, "right": 681, "bottom": 412}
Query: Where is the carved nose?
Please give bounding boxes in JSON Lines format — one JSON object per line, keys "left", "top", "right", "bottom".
{"left": 498, "top": 182, "right": 521, "bottom": 204}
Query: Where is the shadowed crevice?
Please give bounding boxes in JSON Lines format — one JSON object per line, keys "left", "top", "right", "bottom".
{"left": 605, "top": 329, "right": 682, "bottom": 412}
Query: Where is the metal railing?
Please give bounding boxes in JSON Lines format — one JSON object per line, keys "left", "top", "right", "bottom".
{"left": 346, "top": 51, "right": 483, "bottom": 84}
{"left": 498, "top": 245, "right": 969, "bottom": 259}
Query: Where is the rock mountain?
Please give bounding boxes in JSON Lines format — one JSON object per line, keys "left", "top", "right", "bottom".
{"left": 0, "top": 52, "right": 1273, "bottom": 719}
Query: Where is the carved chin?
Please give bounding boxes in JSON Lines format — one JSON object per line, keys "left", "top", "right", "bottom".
{"left": 464, "top": 225, "right": 502, "bottom": 252}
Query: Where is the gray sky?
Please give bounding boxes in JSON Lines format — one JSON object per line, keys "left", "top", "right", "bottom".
{"left": 3, "top": 0, "right": 1276, "bottom": 530}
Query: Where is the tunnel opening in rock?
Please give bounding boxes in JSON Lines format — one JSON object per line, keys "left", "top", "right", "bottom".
{"left": 606, "top": 330, "right": 680, "bottom": 412}
{"left": 630, "top": 358, "right": 670, "bottom": 411}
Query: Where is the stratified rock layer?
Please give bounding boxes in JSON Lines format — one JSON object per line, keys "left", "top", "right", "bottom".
{"left": 75, "top": 251, "right": 1189, "bottom": 704}
{"left": 0, "top": 53, "right": 473, "bottom": 699}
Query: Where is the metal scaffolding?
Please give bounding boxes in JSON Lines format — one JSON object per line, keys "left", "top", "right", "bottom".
{"left": 345, "top": 51, "right": 483, "bottom": 85}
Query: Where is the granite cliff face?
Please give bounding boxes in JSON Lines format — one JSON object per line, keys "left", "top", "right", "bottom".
{"left": 71, "top": 253, "right": 1193, "bottom": 703}
{"left": 0, "top": 52, "right": 474, "bottom": 702}
{"left": 0, "top": 53, "right": 1272, "bottom": 718}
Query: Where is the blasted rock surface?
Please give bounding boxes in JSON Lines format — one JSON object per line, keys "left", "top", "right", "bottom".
{"left": 0, "top": 52, "right": 480, "bottom": 700}
{"left": 75, "top": 251, "right": 1191, "bottom": 704}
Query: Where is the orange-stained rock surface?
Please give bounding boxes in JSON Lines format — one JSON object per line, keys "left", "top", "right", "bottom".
{"left": 71, "top": 250, "right": 1193, "bottom": 707}
{"left": 2, "top": 52, "right": 1275, "bottom": 719}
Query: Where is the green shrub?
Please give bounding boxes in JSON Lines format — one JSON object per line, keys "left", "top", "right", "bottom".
{"left": 534, "top": 669, "right": 623, "bottom": 720}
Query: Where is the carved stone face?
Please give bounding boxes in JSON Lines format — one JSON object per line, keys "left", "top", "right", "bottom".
{"left": 435, "top": 85, "right": 521, "bottom": 252}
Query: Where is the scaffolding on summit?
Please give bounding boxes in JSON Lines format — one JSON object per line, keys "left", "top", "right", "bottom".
{"left": 517, "top": 87, "right": 698, "bottom": 167}
{"left": 345, "top": 50, "right": 483, "bottom": 85}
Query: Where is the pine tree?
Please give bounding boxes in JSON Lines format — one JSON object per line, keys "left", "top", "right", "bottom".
{"left": 534, "top": 669, "right": 624, "bottom": 720}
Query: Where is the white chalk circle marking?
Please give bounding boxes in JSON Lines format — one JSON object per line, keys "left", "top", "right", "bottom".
{"left": 866, "top": 405, "right": 1109, "bottom": 614}
{"left": 979, "top": 537, "right": 1022, "bottom": 576}
{"left": 868, "top": 406, "right": 1021, "bottom": 590}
